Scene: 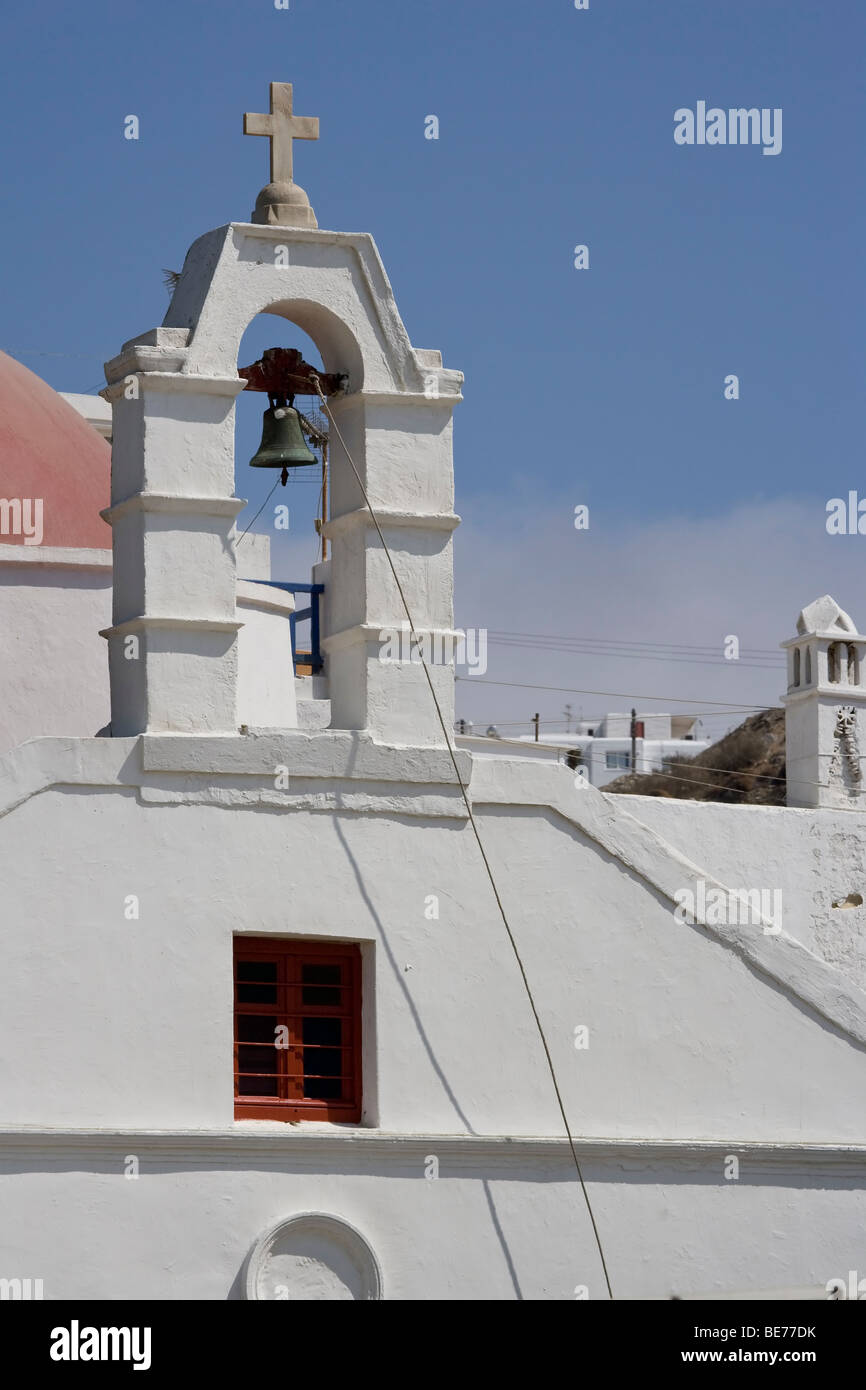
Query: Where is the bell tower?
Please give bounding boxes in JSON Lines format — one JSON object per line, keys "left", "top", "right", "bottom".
{"left": 781, "top": 595, "right": 866, "bottom": 808}
{"left": 100, "top": 82, "right": 462, "bottom": 746}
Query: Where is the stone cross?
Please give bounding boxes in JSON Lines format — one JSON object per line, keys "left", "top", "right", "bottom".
{"left": 244, "top": 82, "right": 319, "bottom": 185}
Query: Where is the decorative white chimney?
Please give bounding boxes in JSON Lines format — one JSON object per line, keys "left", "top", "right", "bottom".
{"left": 781, "top": 595, "right": 866, "bottom": 808}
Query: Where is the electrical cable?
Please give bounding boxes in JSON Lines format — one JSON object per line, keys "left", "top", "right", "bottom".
{"left": 457, "top": 676, "right": 773, "bottom": 710}
{"left": 602, "top": 761, "right": 863, "bottom": 804}
{"left": 463, "top": 734, "right": 863, "bottom": 802}
{"left": 487, "top": 641, "right": 782, "bottom": 671}
{"left": 459, "top": 712, "right": 759, "bottom": 728}
{"left": 2, "top": 348, "right": 104, "bottom": 359}
{"left": 313, "top": 378, "right": 615, "bottom": 1301}
{"left": 484, "top": 633, "right": 783, "bottom": 671}
{"left": 488, "top": 629, "right": 783, "bottom": 659}
{"left": 573, "top": 745, "right": 861, "bottom": 798}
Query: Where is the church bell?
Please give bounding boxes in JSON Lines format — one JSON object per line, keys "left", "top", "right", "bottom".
{"left": 249, "top": 397, "right": 317, "bottom": 473}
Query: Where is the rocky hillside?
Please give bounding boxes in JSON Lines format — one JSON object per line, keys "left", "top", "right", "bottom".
{"left": 604, "top": 707, "right": 785, "bottom": 805}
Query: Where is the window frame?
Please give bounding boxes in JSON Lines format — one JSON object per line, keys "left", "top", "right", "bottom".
{"left": 233, "top": 937, "right": 362, "bottom": 1123}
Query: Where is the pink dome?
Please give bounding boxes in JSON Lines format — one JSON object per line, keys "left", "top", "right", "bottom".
{"left": 0, "top": 351, "right": 110, "bottom": 548}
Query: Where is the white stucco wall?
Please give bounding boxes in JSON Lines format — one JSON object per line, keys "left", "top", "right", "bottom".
{"left": 0, "top": 557, "right": 111, "bottom": 752}
{"left": 0, "top": 534, "right": 283, "bottom": 751}
{"left": 236, "top": 581, "right": 297, "bottom": 729}
{"left": 3, "top": 761, "right": 863, "bottom": 1139}
{"left": 0, "top": 736, "right": 864, "bottom": 1299}
{"left": 614, "top": 794, "right": 866, "bottom": 991}
{"left": 0, "top": 1139, "right": 861, "bottom": 1301}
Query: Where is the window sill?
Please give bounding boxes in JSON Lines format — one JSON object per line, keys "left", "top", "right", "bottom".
{"left": 231, "top": 1118, "right": 375, "bottom": 1134}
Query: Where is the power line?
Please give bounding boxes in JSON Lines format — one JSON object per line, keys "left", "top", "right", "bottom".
{"left": 601, "top": 758, "right": 862, "bottom": 804}
{"left": 458, "top": 718, "right": 728, "bottom": 735}
{"left": 314, "top": 377, "right": 615, "bottom": 1301}
{"left": 460, "top": 735, "right": 788, "bottom": 784}
{"left": 457, "top": 676, "right": 776, "bottom": 710}
{"left": 449, "top": 626, "right": 786, "bottom": 672}
{"left": 564, "top": 746, "right": 787, "bottom": 787}
{"left": 486, "top": 637, "right": 782, "bottom": 671}
{"left": 467, "top": 735, "right": 861, "bottom": 801}
{"left": 606, "top": 764, "right": 778, "bottom": 800}
{"left": 579, "top": 745, "right": 863, "bottom": 798}
{"left": 489, "top": 641, "right": 780, "bottom": 663}
{"left": 2, "top": 347, "right": 105, "bottom": 360}
{"left": 488, "top": 629, "right": 782, "bottom": 659}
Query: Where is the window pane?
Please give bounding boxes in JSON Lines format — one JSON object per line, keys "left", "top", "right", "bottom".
{"left": 301, "top": 963, "right": 342, "bottom": 1006}
{"left": 237, "top": 1024, "right": 279, "bottom": 1096}
{"left": 238, "top": 1015, "right": 280, "bottom": 1044}
{"left": 302, "top": 1016, "right": 343, "bottom": 1098}
{"left": 236, "top": 962, "right": 278, "bottom": 1005}
{"left": 237, "top": 1073, "right": 279, "bottom": 1097}
{"left": 238, "top": 1044, "right": 277, "bottom": 1075}
{"left": 302, "top": 1016, "right": 342, "bottom": 1046}
{"left": 303, "top": 1067, "right": 343, "bottom": 1100}
{"left": 237, "top": 961, "right": 277, "bottom": 981}
{"left": 605, "top": 752, "right": 630, "bottom": 769}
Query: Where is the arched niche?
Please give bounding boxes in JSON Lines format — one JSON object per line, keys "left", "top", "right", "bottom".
{"left": 233, "top": 303, "right": 364, "bottom": 579}
{"left": 848, "top": 643, "right": 859, "bottom": 686}
{"left": 243, "top": 1213, "right": 383, "bottom": 1301}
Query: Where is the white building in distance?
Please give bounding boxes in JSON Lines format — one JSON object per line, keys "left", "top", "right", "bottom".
{"left": 507, "top": 712, "right": 709, "bottom": 789}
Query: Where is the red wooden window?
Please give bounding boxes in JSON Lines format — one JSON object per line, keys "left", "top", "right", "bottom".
{"left": 233, "top": 938, "right": 362, "bottom": 1123}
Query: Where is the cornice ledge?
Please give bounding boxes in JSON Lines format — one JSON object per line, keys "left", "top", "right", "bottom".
{"left": 0, "top": 545, "right": 111, "bottom": 571}
{"left": 0, "top": 734, "right": 473, "bottom": 822}
{"left": 782, "top": 684, "right": 866, "bottom": 704}
{"left": 1, "top": 1128, "right": 864, "bottom": 1173}
{"left": 101, "top": 372, "right": 245, "bottom": 401}
{"left": 321, "top": 507, "right": 461, "bottom": 542}
{"left": 102, "top": 494, "right": 244, "bottom": 524}
{"left": 99, "top": 616, "right": 241, "bottom": 640}
{"left": 139, "top": 729, "right": 472, "bottom": 784}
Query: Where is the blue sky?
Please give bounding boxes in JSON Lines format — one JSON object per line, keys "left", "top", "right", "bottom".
{"left": 2, "top": 0, "right": 863, "bottom": 739}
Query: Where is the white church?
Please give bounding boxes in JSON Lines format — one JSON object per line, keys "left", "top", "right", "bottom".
{"left": 1, "top": 84, "right": 865, "bottom": 1302}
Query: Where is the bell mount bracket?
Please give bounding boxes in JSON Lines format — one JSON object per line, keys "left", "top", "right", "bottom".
{"left": 238, "top": 346, "right": 347, "bottom": 401}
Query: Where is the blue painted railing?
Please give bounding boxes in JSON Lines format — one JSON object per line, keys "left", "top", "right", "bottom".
{"left": 244, "top": 581, "right": 325, "bottom": 675}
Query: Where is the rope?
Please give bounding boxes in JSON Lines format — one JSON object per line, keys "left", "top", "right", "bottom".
{"left": 312, "top": 378, "right": 615, "bottom": 1301}
{"left": 234, "top": 475, "right": 282, "bottom": 547}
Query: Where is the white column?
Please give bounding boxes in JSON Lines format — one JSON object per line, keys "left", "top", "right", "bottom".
{"left": 321, "top": 389, "right": 461, "bottom": 747}
{"left": 100, "top": 330, "right": 247, "bottom": 735}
